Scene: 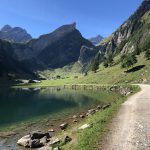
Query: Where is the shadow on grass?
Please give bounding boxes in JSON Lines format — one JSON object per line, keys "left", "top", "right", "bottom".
{"left": 125, "top": 65, "right": 145, "bottom": 73}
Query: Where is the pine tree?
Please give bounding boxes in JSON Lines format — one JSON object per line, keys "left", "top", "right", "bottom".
{"left": 145, "top": 49, "right": 150, "bottom": 60}
{"left": 103, "top": 53, "right": 114, "bottom": 68}
{"left": 91, "top": 59, "right": 99, "bottom": 73}
{"left": 121, "top": 54, "right": 137, "bottom": 71}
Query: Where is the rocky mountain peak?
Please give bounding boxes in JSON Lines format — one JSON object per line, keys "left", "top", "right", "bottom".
{"left": 0, "top": 25, "right": 32, "bottom": 43}
{"left": 53, "top": 22, "right": 77, "bottom": 35}
{"left": 29, "top": 23, "right": 78, "bottom": 53}
{"left": 1, "top": 25, "right": 12, "bottom": 32}
{"left": 89, "top": 35, "right": 104, "bottom": 45}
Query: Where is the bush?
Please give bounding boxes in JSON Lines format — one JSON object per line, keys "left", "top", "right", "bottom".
{"left": 56, "top": 75, "right": 61, "bottom": 79}
{"left": 144, "top": 49, "right": 150, "bottom": 60}
{"left": 120, "top": 54, "right": 137, "bottom": 71}
{"left": 91, "top": 59, "right": 99, "bottom": 73}
{"left": 103, "top": 53, "right": 114, "bottom": 68}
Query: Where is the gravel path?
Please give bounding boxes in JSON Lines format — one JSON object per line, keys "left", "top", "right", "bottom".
{"left": 101, "top": 84, "right": 150, "bottom": 150}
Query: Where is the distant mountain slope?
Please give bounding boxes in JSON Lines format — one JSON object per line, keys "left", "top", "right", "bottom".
{"left": 89, "top": 35, "right": 103, "bottom": 45}
{"left": 0, "top": 25, "right": 32, "bottom": 43}
{"left": 0, "top": 40, "right": 35, "bottom": 78}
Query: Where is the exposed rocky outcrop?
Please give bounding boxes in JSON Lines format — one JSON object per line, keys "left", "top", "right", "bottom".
{"left": 78, "top": 46, "right": 98, "bottom": 66}
{"left": 0, "top": 25, "right": 32, "bottom": 43}
{"left": 97, "top": 0, "right": 150, "bottom": 55}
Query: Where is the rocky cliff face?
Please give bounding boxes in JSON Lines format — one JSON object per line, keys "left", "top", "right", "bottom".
{"left": 97, "top": 0, "right": 150, "bottom": 55}
{"left": 0, "top": 25, "right": 32, "bottom": 43}
{"left": 78, "top": 46, "right": 99, "bottom": 66}
{"left": 0, "top": 40, "right": 35, "bottom": 78}
{"left": 35, "top": 24, "right": 94, "bottom": 68}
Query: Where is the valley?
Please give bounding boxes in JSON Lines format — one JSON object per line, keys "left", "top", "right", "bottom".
{"left": 0, "top": 0, "right": 150, "bottom": 150}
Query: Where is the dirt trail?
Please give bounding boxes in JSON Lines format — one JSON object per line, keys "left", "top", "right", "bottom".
{"left": 101, "top": 84, "right": 150, "bottom": 150}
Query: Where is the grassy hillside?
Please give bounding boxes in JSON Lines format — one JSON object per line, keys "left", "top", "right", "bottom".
{"left": 75, "top": 53, "right": 150, "bottom": 85}
{"left": 15, "top": 53, "right": 149, "bottom": 88}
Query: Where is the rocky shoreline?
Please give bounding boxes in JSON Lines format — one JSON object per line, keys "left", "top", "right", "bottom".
{"left": 16, "top": 103, "right": 111, "bottom": 150}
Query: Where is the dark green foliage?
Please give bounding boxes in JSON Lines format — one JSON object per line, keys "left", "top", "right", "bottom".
{"left": 91, "top": 59, "right": 99, "bottom": 73}
{"left": 89, "top": 52, "right": 104, "bottom": 72}
{"left": 103, "top": 61, "right": 109, "bottom": 68}
{"left": 121, "top": 54, "right": 137, "bottom": 71}
{"left": 56, "top": 75, "right": 61, "bottom": 79}
{"left": 103, "top": 53, "right": 114, "bottom": 68}
{"left": 142, "top": 35, "right": 150, "bottom": 51}
{"left": 133, "top": 46, "right": 141, "bottom": 55}
{"left": 144, "top": 49, "right": 150, "bottom": 60}
{"left": 84, "top": 72, "right": 88, "bottom": 76}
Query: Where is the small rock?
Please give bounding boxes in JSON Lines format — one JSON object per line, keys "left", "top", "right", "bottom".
{"left": 60, "top": 123, "right": 68, "bottom": 130}
{"left": 73, "top": 119, "right": 78, "bottom": 123}
{"left": 97, "top": 105, "right": 102, "bottom": 110}
{"left": 126, "top": 92, "right": 131, "bottom": 96}
{"left": 63, "top": 136, "right": 72, "bottom": 143}
{"left": 17, "top": 135, "right": 30, "bottom": 147}
{"left": 78, "top": 124, "right": 91, "bottom": 130}
{"left": 79, "top": 115, "right": 85, "bottom": 118}
{"left": 102, "top": 104, "right": 111, "bottom": 110}
{"left": 49, "top": 138, "right": 60, "bottom": 146}
{"left": 48, "top": 129, "right": 55, "bottom": 132}
{"left": 72, "top": 115, "right": 77, "bottom": 119}
{"left": 87, "top": 109, "right": 96, "bottom": 115}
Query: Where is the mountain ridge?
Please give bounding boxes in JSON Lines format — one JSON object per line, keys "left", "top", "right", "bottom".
{"left": 0, "top": 25, "right": 32, "bottom": 43}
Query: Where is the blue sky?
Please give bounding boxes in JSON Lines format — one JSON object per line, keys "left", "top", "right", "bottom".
{"left": 0, "top": 0, "right": 143, "bottom": 38}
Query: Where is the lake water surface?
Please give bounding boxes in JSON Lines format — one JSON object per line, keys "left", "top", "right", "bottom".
{"left": 0, "top": 87, "right": 121, "bottom": 150}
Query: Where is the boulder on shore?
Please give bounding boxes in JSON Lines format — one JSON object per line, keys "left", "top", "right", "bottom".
{"left": 29, "top": 139, "right": 41, "bottom": 148}
{"left": 17, "top": 135, "right": 30, "bottom": 147}
{"left": 102, "top": 104, "right": 111, "bottom": 110}
{"left": 60, "top": 123, "right": 68, "bottom": 130}
{"left": 30, "top": 131, "right": 51, "bottom": 139}
{"left": 17, "top": 131, "right": 50, "bottom": 148}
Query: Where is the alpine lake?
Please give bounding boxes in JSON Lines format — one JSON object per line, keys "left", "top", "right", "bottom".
{"left": 0, "top": 86, "right": 122, "bottom": 150}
